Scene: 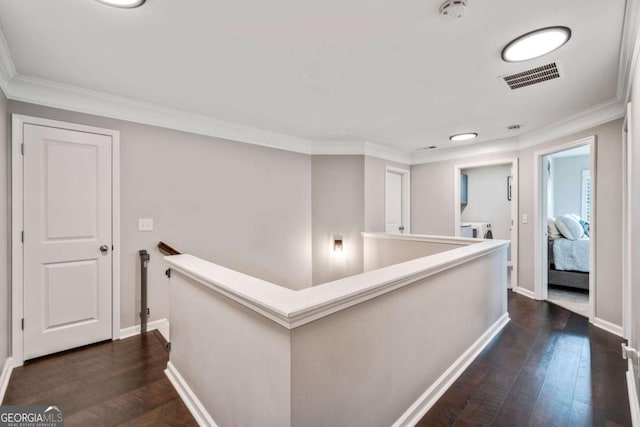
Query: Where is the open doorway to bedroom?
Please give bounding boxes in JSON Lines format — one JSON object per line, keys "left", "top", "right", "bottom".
{"left": 536, "top": 137, "right": 595, "bottom": 320}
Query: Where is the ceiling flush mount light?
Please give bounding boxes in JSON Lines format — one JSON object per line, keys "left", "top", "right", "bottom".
{"left": 449, "top": 133, "right": 478, "bottom": 142}
{"left": 94, "top": 0, "right": 146, "bottom": 8}
{"left": 502, "top": 26, "right": 571, "bottom": 63}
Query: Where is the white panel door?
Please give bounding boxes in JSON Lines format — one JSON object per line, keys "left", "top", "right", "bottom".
{"left": 23, "top": 124, "right": 113, "bottom": 360}
{"left": 385, "top": 171, "right": 404, "bottom": 233}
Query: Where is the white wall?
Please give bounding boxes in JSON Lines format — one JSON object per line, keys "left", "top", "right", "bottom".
{"left": 9, "top": 101, "right": 313, "bottom": 329}
{"left": 166, "top": 239, "right": 508, "bottom": 427}
{"left": 363, "top": 235, "right": 464, "bottom": 271}
{"left": 0, "top": 89, "right": 8, "bottom": 368}
{"left": 170, "top": 272, "right": 292, "bottom": 427}
{"left": 411, "top": 119, "right": 624, "bottom": 326}
{"left": 460, "top": 164, "right": 512, "bottom": 240}
{"left": 2, "top": 100, "right": 423, "bottom": 333}
{"left": 551, "top": 154, "right": 590, "bottom": 218}
{"left": 311, "top": 155, "right": 411, "bottom": 285}
{"left": 311, "top": 155, "right": 364, "bottom": 285}
{"left": 291, "top": 247, "right": 507, "bottom": 426}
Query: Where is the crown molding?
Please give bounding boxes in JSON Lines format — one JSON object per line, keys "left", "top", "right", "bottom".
{"left": 7, "top": 75, "right": 313, "bottom": 154}
{"left": 0, "top": 14, "right": 631, "bottom": 165}
{"left": 618, "top": 0, "right": 640, "bottom": 101}
{"left": 410, "top": 99, "right": 625, "bottom": 165}
{"left": 363, "top": 141, "right": 412, "bottom": 164}
{"left": 5, "top": 68, "right": 624, "bottom": 166}
{"left": 0, "top": 23, "right": 313, "bottom": 153}
{"left": 310, "top": 140, "right": 365, "bottom": 156}
{"left": 3, "top": 71, "right": 413, "bottom": 164}
{"left": 0, "top": 25, "right": 16, "bottom": 97}
{"left": 410, "top": 136, "right": 518, "bottom": 165}
{"left": 311, "top": 140, "right": 411, "bottom": 164}
{"left": 516, "top": 98, "right": 625, "bottom": 150}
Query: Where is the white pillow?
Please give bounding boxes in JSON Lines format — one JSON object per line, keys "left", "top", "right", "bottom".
{"left": 555, "top": 214, "right": 584, "bottom": 240}
{"left": 548, "top": 218, "right": 562, "bottom": 239}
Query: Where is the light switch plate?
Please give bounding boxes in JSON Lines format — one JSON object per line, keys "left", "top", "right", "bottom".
{"left": 138, "top": 218, "right": 154, "bottom": 231}
{"left": 522, "top": 214, "right": 528, "bottom": 224}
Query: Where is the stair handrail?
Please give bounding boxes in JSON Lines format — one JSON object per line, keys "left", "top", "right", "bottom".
{"left": 158, "top": 241, "right": 181, "bottom": 256}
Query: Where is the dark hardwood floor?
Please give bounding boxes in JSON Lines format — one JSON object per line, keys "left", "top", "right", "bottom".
{"left": 3, "top": 330, "right": 197, "bottom": 426}
{"left": 2, "top": 293, "right": 631, "bottom": 426}
{"left": 419, "top": 292, "right": 631, "bottom": 427}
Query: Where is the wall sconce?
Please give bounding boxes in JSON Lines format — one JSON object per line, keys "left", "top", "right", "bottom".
{"left": 333, "top": 235, "right": 343, "bottom": 252}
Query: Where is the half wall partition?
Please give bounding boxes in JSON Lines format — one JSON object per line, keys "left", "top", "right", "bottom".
{"left": 164, "top": 233, "right": 510, "bottom": 426}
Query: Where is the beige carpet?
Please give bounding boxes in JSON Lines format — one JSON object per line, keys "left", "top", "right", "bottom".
{"left": 548, "top": 286, "right": 589, "bottom": 318}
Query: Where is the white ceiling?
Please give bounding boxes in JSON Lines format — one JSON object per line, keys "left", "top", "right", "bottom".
{"left": 0, "top": 0, "right": 629, "bottom": 153}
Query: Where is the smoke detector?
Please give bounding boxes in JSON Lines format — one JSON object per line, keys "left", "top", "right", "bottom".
{"left": 439, "top": 0, "right": 469, "bottom": 21}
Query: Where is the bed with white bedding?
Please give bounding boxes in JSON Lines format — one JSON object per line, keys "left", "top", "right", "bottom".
{"left": 548, "top": 238, "right": 589, "bottom": 290}
{"left": 547, "top": 214, "right": 590, "bottom": 290}
{"left": 552, "top": 237, "right": 590, "bottom": 272}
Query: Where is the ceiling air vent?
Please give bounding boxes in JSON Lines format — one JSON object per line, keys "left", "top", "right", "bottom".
{"left": 502, "top": 62, "right": 561, "bottom": 90}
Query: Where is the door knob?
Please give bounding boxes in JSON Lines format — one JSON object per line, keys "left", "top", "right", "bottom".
{"left": 99, "top": 244, "right": 110, "bottom": 253}
{"left": 399, "top": 226, "right": 405, "bottom": 233}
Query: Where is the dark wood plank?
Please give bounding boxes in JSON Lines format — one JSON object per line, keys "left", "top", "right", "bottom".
{"left": 117, "top": 397, "right": 197, "bottom": 427}
{"left": 419, "top": 292, "right": 632, "bottom": 426}
{"left": 3, "top": 331, "right": 197, "bottom": 426}
{"left": 3, "top": 293, "right": 630, "bottom": 426}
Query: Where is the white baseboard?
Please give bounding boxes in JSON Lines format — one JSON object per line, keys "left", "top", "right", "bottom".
{"left": 166, "top": 361, "right": 217, "bottom": 427}
{"left": 393, "top": 312, "right": 511, "bottom": 426}
{"left": 119, "top": 318, "right": 170, "bottom": 342}
{"left": 512, "top": 286, "right": 536, "bottom": 300}
{"left": 592, "top": 317, "right": 623, "bottom": 337}
{"left": 0, "top": 357, "right": 13, "bottom": 404}
{"left": 627, "top": 359, "right": 640, "bottom": 427}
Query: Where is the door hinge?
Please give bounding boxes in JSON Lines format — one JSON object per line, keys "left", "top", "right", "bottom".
{"left": 165, "top": 268, "right": 171, "bottom": 278}
{"left": 21, "top": 318, "right": 24, "bottom": 330}
{"left": 21, "top": 231, "right": 24, "bottom": 243}
{"left": 21, "top": 143, "right": 24, "bottom": 155}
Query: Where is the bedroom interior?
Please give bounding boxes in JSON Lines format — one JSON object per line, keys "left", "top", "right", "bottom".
{"left": 544, "top": 145, "right": 592, "bottom": 317}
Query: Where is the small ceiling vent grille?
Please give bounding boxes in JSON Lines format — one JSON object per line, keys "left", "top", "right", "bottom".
{"left": 502, "top": 62, "right": 561, "bottom": 90}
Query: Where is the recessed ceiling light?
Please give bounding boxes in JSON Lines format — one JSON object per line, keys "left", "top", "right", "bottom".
{"left": 94, "top": 0, "right": 146, "bottom": 8}
{"left": 502, "top": 26, "right": 571, "bottom": 62}
{"left": 450, "top": 133, "right": 478, "bottom": 142}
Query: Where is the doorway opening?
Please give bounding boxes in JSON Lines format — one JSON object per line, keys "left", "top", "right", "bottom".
{"left": 535, "top": 136, "right": 595, "bottom": 321}
{"left": 453, "top": 158, "right": 518, "bottom": 290}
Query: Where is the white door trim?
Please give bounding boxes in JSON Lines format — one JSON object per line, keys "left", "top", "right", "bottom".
{"left": 453, "top": 158, "right": 519, "bottom": 290}
{"left": 533, "top": 135, "right": 596, "bottom": 322}
{"left": 385, "top": 166, "right": 411, "bottom": 234}
{"left": 622, "top": 103, "right": 632, "bottom": 340}
{"left": 11, "top": 114, "right": 121, "bottom": 367}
